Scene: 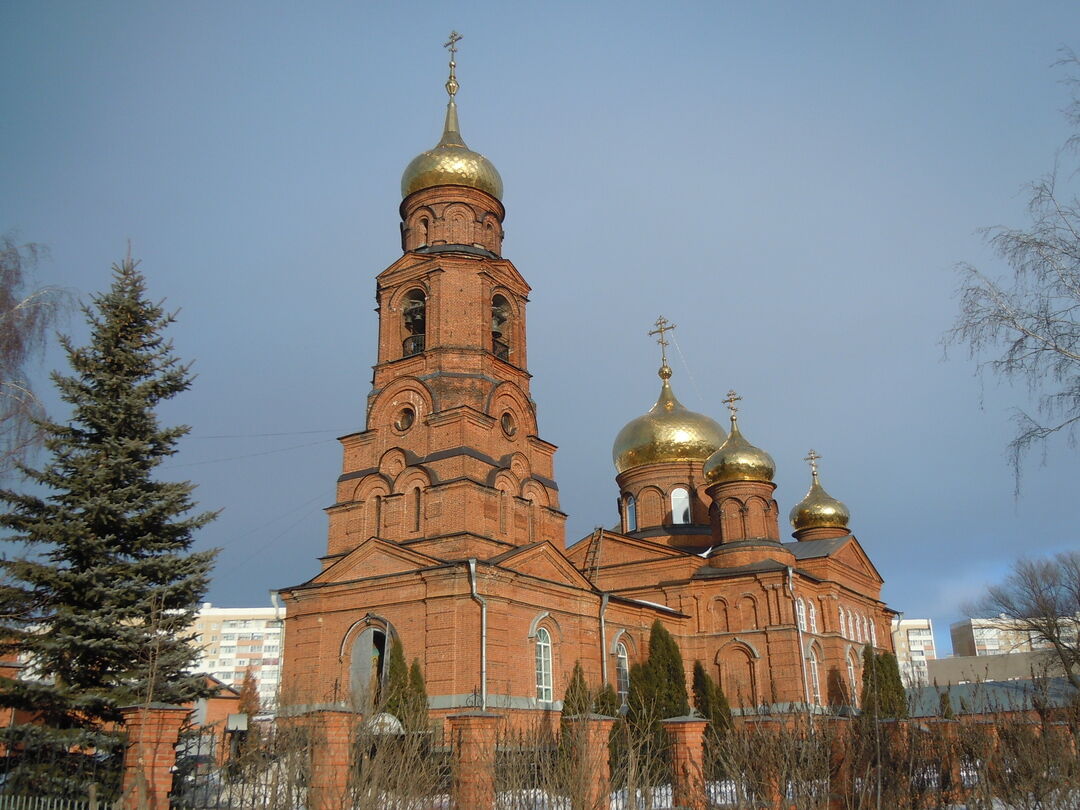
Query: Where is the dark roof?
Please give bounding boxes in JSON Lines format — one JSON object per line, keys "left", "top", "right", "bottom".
{"left": 907, "top": 678, "right": 1076, "bottom": 717}
{"left": 784, "top": 535, "right": 852, "bottom": 560}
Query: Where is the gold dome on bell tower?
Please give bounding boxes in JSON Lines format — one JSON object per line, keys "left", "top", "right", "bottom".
{"left": 612, "top": 318, "right": 726, "bottom": 475}
{"left": 401, "top": 31, "right": 503, "bottom": 201}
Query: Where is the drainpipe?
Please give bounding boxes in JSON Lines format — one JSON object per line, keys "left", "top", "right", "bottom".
{"left": 787, "top": 567, "right": 812, "bottom": 713}
{"left": 467, "top": 559, "right": 488, "bottom": 710}
{"left": 599, "top": 593, "right": 610, "bottom": 684}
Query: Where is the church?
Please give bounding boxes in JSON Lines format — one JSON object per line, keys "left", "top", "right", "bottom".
{"left": 278, "top": 40, "right": 893, "bottom": 722}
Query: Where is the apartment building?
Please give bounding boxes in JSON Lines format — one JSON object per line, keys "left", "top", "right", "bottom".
{"left": 892, "top": 618, "right": 937, "bottom": 688}
{"left": 191, "top": 603, "right": 284, "bottom": 713}
{"left": 950, "top": 617, "right": 1054, "bottom": 657}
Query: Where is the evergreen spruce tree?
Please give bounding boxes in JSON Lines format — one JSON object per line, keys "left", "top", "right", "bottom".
{"left": 562, "top": 659, "right": 590, "bottom": 716}
{"left": 879, "top": 652, "right": 909, "bottom": 719}
{"left": 406, "top": 658, "right": 428, "bottom": 729}
{"left": 382, "top": 637, "right": 410, "bottom": 717}
{"left": 860, "top": 644, "right": 881, "bottom": 717}
{"left": 691, "top": 660, "right": 732, "bottom": 741}
{"left": 593, "top": 683, "right": 620, "bottom": 718}
{"left": 0, "top": 260, "right": 217, "bottom": 797}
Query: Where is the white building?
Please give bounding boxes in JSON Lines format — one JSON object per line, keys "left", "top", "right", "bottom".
{"left": 892, "top": 618, "right": 937, "bottom": 688}
{"left": 190, "top": 602, "right": 284, "bottom": 713}
{"left": 950, "top": 617, "right": 1057, "bottom": 658}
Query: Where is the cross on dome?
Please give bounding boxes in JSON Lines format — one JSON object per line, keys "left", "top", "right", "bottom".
{"left": 648, "top": 316, "right": 676, "bottom": 369}
{"left": 804, "top": 449, "right": 821, "bottom": 477}
{"left": 444, "top": 31, "right": 462, "bottom": 99}
{"left": 723, "top": 390, "right": 742, "bottom": 419}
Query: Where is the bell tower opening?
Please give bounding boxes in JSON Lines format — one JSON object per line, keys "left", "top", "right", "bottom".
{"left": 402, "top": 289, "right": 426, "bottom": 357}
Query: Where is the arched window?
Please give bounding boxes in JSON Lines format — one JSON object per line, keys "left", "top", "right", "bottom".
{"left": 625, "top": 495, "right": 637, "bottom": 532}
{"left": 838, "top": 607, "right": 846, "bottom": 638}
{"left": 796, "top": 598, "right": 807, "bottom": 632}
{"left": 372, "top": 494, "right": 383, "bottom": 538}
{"left": 615, "top": 642, "right": 630, "bottom": 705}
{"left": 402, "top": 289, "right": 426, "bottom": 356}
{"left": 670, "top": 487, "right": 691, "bottom": 525}
{"left": 410, "top": 487, "right": 422, "bottom": 533}
{"left": 848, "top": 609, "right": 858, "bottom": 641}
{"left": 869, "top": 620, "right": 877, "bottom": 647}
{"left": 350, "top": 626, "right": 388, "bottom": 708}
{"left": 808, "top": 647, "right": 821, "bottom": 704}
{"left": 491, "top": 295, "right": 511, "bottom": 360}
{"left": 847, "top": 653, "right": 859, "bottom": 707}
{"left": 535, "top": 627, "right": 553, "bottom": 702}
{"left": 808, "top": 600, "right": 818, "bottom": 634}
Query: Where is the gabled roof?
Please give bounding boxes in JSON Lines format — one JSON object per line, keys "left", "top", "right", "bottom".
{"left": 487, "top": 541, "right": 596, "bottom": 590}
{"left": 784, "top": 534, "right": 883, "bottom": 583}
{"left": 297, "top": 537, "right": 447, "bottom": 588}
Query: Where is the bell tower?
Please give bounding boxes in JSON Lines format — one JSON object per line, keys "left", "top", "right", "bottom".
{"left": 324, "top": 35, "right": 564, "bottom": 566}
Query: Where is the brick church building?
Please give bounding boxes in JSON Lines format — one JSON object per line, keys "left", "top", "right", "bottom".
{"left": 279, "top": 44, "right": 893, "bottom": 722}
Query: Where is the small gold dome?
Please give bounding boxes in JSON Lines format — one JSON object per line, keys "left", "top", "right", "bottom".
{"left": 790, "top": 468, "right": 850, "bottom": 531}
{"left": 612, "top": 365, "right": 726, "bottom": 475}
{"left": 401, "top": 100, "right": 503, "bottom": 200}
{"left": 703, "top": 412, "right": 776, "bottom": 484}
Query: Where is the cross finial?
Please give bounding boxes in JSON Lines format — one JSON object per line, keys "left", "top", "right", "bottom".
{"left": 648, "top": 316, "right": 676, "bottom": 368}
{"left": 804, "top": 449, "right": 821, "bottom": 478}
{"left": 444, "top": 31, "right": 463, "bottom": 99}
{"left": 723, "top": 390, "right": 742, "bottom": 420}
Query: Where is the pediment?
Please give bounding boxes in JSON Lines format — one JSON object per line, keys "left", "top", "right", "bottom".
{"left": 489, "top": 542, "right": 595, "bottom": 590}
{"left": 310, "top": 537, "right": 445, "bottom": 585}
{"left": 566, "top": 529, "right": 692, "bottom": 571}
{"left": 829, "top": 536, "right": 883, "bottom": 583}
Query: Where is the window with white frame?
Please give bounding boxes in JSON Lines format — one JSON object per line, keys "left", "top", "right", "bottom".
{"left": 808, "top": 647, "right": 821, "bottom": 704}
{"left": 839, "top": 607, "right": 846, "bottom": 638}
{"left": 870, "top": 620, "right": 877, "bottom": 647}
{"left": 808, "top": 601, "right": 817, "bottom": 633}
{"left": 625, "top": 496, "right": 637, "bottom": 532}
{"left": 847, "top": 654, "right": 858, "bottom": 707}
{"left": 535, "top": 627, "right": 553, "bottom": 703}
{"left": 670, "top": 487, "right": 691, "bottom": 525}
{"left": 615, "top": 642, "right": 630, "bottom": 705}
{"left": 796, "top": 598, "right": 807, "bottom": 631}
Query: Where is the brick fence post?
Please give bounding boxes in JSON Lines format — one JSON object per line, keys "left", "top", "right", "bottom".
{"left": 303, "top": 709, "right": 356, "bottom": 810}
{"left": 119, "top": 703, "right": 189, "bottom": 810}
{"left": 448, "top": 710, "right": 501, "bottom": 810}
{"left": 564, "top": 714, "right": 617, "bottom": 810}
{"left": 662, "top": 716, "right": 709, "bottom": 810}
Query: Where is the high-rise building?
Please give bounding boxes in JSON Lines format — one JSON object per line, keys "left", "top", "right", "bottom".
{"left": 891, "top": 618, "right": 937, "bottom": 687}
{"left": 191, "top": 603, "right": 284, "bottom": 713}
{"left": 950, "top": 617, "right": 1055, "bottom": 658}
{"left": 278, "top": 39, "right": 896, "bottom": 723}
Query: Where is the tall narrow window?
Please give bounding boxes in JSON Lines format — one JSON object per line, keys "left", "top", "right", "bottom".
{"left": 670, "top": 487, "right": 691, "bottom": 525}
{"left": 535, "top": 627, "right": 553, "bottom": 702}
{"left": 491, "top": 295, "right": 510, "bottom": 360}
{"left": 869, "top": 619, "right": 877, "bottom": 647}
{"left": 402, "top": 290, "right": 426, "bottom": 356}
{"left": 350, "top": 627, "right": 387, "bottom": 709}
{"left": 808, "top": 601, "right": 818, "bottom": 634}
{"left": 625, "top": 496, "right": 637, "bottom": 532}
{"left": 410, "top": 487, "right": 421, "bottom": 533}
{"left": 372, "top": 495, "right": 383, "bottom": 538}
{"left": 796, "top": 598, "right": 807, "bottom": 632}
{"left": 808, "top": 648, "right": 821, "bottom": 704}
{"left": 838, "top": 607, "right": 846, "bottom": 638}
{"left": 615, "top": 642, "right": 630, "bottom": 705}
{"left": 847, "top": 654, "right": 858, "bottom": 707}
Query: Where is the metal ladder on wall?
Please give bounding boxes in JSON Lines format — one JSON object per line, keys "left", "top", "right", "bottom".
{"left": 582, "top": 527, "right": 604, "bottom": 585}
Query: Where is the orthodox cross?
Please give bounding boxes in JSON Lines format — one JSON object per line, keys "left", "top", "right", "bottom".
{"left": 649, "top": 316, "right": 675, "bottom": 367}
{"left": 444, "top": 31, "right": 462, "bottom": 98}
{"left": 723, "top": 390, "right": 741, "bottom": 418}
{"left": 804, "top": 449, "right": 821, "bottom": 477}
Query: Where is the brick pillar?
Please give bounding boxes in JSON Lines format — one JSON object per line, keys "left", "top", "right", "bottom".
{"left": 448, "top": 710, "right": 501, "bottom": 810}
{"left": 822, "top": 716, "right": 852, "bottom": 810}
{"left": 564, "top": 714, "right": 617, "bottom": 810}
{"left": 662, "top": 716, "right": 709, "bottom": 810}
{"left": 305, "top": 709, "right": 356, "bottom": 810}
{"left": 119, "top": 703, "right": 189, "bottom": 810}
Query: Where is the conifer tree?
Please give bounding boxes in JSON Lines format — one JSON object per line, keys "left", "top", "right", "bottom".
{"left": 562, "top": 659, "right": 590, "bottom": 716}
{"left": 237, "top": 667, "right": 261, "bottom": 718}
{"left": 860, "top": 645, "right": 881, "bottom": 717}
{"left": 406, "top": 658, "right": 428, "bottom": 728}
{"left": 382, "top": 637, "right": 410, "bottom": 716}
{"left": 691, "top": 660, "right": 732, "bottom": 741}
{"left": 0, "top": 260, "right": 217, "bottom": 796}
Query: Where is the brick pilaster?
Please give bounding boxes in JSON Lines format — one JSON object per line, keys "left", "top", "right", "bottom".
{"left": 119, "top": 703, "right": 189, "bottom": 810}
{"left": 304, "top": 709, "right": 356, "bottom": 810}
{"left": 662, "top": 716, "right": 709, "bottom": 810}
{"left": 448, "top": 711, "right": 501, "bottom": 810}
{"left": 564, "top": 714, "right": 617, "bottom": 810}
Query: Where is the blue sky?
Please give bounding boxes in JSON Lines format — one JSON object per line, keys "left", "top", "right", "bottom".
{"left": 2, "top": 2, "right": 1079, "bottom": 657}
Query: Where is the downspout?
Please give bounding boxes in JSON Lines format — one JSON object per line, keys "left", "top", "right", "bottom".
{"left": 599, "top": 593, "right": 610, "bottom": 684}
{"left": 787, "top": 567, "right": 812, "bottom": 714}
{"left": 467, "top": 559, "right": 488, "bottom": 710}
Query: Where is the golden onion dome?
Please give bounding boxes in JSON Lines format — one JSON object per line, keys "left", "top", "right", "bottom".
{"left": 790, "top": 457, "right": 850, "bottom": 530}
{"left": 401, "top": 98, "right": 503, "bottom": 200}
{"left": 612, "top": 365, "right": 726, "bottom": 474}
{"left": 703, "top": 407, "right": 776, "bottom": 484}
